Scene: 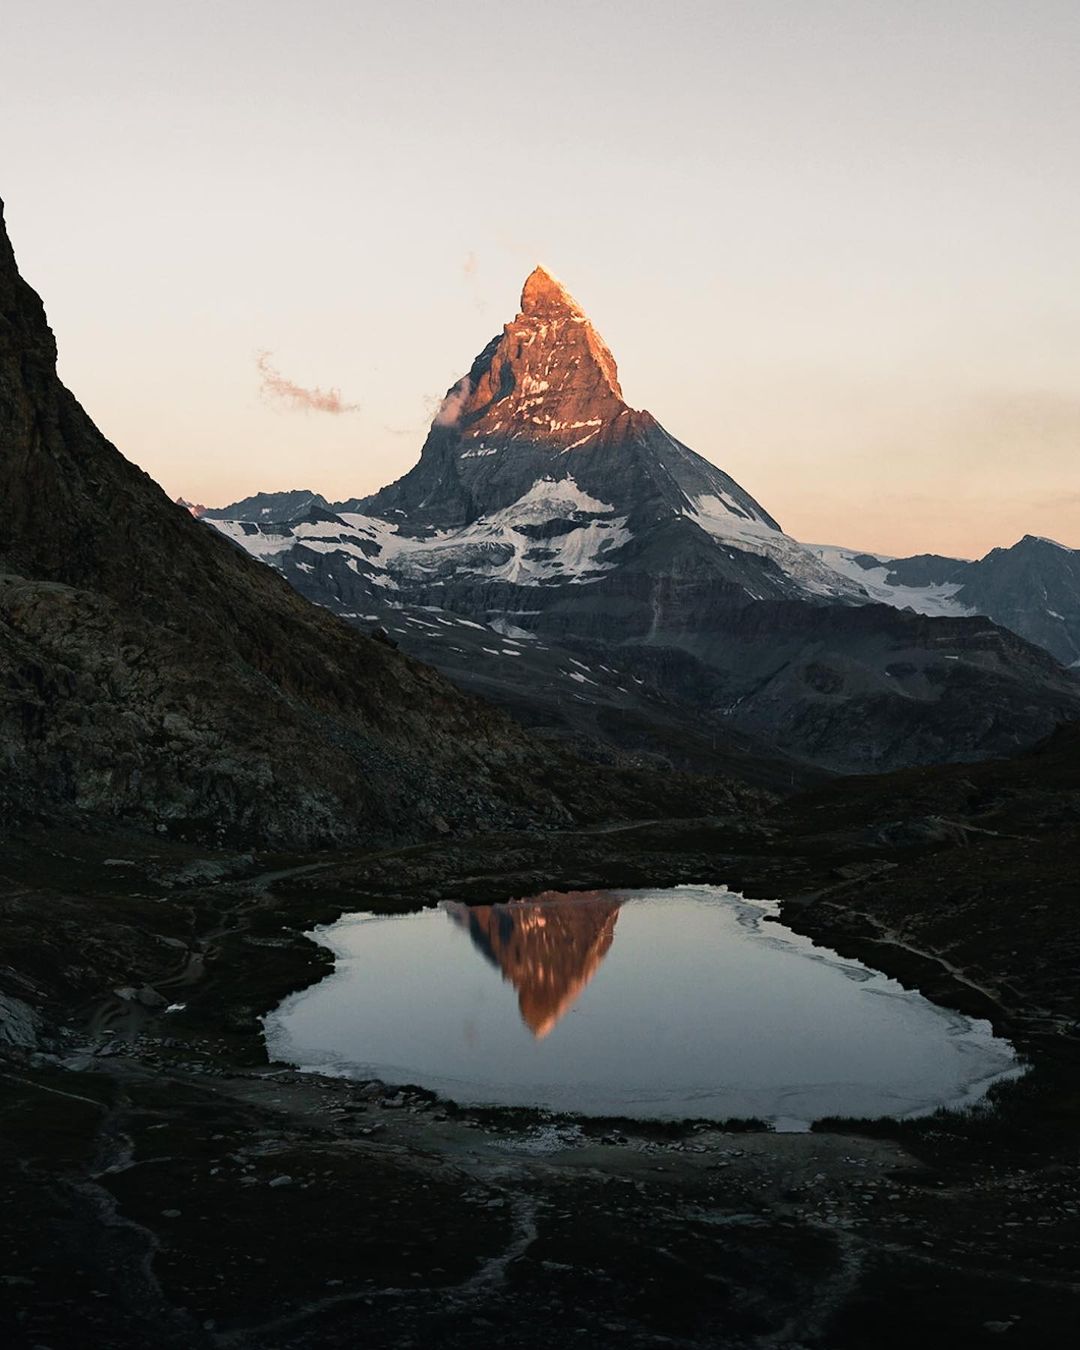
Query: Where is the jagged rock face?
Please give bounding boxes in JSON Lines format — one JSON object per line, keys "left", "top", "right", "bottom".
{"left": 361, "top": 266, "right": 782, "bottom": 540}
{"left": 462, "top": 267, "right": 629, "bottom": 453}
{"left": 954, "top": 536, "right": 1080, "bottom": 668}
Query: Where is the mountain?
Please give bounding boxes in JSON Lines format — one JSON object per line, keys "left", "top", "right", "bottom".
{"left": 204, "top": 268, "right": 1080, "bottom": 775}
{"left": 200, "top": 488, "right": 331, "bottom": 523}
{"left": 0, "top": 199, "right": 753, "bottom": 847}
{"left": 956, "top": 536, "right": 1080, "bottom": 665}
{"left": 347, "top": 266, "right": 857, "bottom": 601}
{"left": 815, "top": 534, "right": 1080, "bottom": 667}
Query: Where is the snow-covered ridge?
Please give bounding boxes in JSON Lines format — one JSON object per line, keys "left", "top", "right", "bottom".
{"left": 685, "top": 495, "right": 868, "bottom": 601}
{"left": 809, "top": 545, "right": 973, "bottom": 619}
{"left": 208, "top": 475, "right": 631, "bottom": 588}
{"left": 487, "top": 475, "right": 614, "bottom": 521}
{"left": 208, "top": 481, "right": 869, "bottom": 602}
{"left": 207, "top": 519, "right": 297, "bottom": 559}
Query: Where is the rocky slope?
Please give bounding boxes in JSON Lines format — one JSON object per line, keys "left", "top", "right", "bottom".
{"left": 0, "top": 199, "right": 758, "bottom": 846}
{"left": 204, "top": 269, "right": 1080, "bottom": 775}
{"left": 954, "top": 536, "right": 1080, "bottom": 666}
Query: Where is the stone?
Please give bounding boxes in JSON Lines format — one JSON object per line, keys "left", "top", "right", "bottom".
{"left": 0, "top": 994, "right": 43, "bottom": 1049}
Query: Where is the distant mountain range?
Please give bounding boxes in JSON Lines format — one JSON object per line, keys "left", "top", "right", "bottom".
{"left": 197, "top": 267, "right": 1080, "bottom": 777}
{"left": 815, "top": 535, "right": 1080, "bottom": 668}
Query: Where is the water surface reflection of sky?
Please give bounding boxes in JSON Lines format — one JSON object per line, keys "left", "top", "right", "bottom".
{"left": 266, "top": 887, "right": 1021, "bottom": 1128}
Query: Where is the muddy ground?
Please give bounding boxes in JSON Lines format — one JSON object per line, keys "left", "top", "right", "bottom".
{"left": 2, "top": 778, "right": 1079, "bottom": 1348}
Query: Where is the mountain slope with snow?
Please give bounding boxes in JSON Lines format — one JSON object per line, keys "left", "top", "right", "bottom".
{"left": 202, "top": 267, "right": 1080, "bottom": 775}
{"left": 812, "top": 536, "right": 1080, "bottom": 666}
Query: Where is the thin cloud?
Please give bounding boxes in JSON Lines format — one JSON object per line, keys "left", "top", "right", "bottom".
{"left": 433, "top": 375, "right": 473, "bottom": 428}
{"left": 256, "top": 351, "right": 360, "bottom": 414}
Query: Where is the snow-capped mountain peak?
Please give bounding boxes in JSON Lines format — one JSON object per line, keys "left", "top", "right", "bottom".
{"left": 211, "top": 266, "right": 870, "bottom": 603}
{"left": 430, "top": 264, "right": 625, "bottom": 456}
{"left": 192, "top": 260, "right": 1080, "bottom": 781}
{"left": 356, "top": 265, "right": 796, "bottom": 547}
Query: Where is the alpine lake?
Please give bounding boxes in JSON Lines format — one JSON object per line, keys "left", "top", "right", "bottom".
{"left": 265, "top": 885, "right": 1022, "bottom": 1131}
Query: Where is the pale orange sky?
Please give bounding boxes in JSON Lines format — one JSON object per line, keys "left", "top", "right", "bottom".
{"left": 3, "top": 0, "right": 1078, "bottom": 558}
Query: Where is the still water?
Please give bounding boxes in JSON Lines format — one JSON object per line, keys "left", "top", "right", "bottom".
{"left": 264, "top": 886, "right": 1021, "bottom": 1129}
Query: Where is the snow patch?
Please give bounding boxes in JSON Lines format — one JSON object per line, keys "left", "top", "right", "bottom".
{"left": 562, "top": 428, "right": 600, "bottom": 451}
{"left": 686, "top": 497, "right": 866, "bottom": 600}
{"left": 812, "top": 545, "right": 973, "bottom": 619}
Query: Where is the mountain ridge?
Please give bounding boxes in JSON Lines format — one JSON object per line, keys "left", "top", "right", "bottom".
{"left": 815, "top": 533, "right": 1080, "bottom": 667}
{"left": 200, "top": 267, "right": 1080, "bottom": 776}
{"left": 354, "top": 264, "right": 788, "bottom": 549}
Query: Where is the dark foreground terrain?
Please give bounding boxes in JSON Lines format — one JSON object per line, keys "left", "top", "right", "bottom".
{"left": 3, "top": 729, "right": 1079, "bottom": 1350}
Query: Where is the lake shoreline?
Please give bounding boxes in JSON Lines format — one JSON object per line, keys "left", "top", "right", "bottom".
{"left": 2, "top": 807, "right": 1078, "bottom": 1347}
{"left": 265, "top": 888, "right": 1022, "bottom": 1129}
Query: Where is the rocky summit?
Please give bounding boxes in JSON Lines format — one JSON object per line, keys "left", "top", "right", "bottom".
{"left": 204, "top": 268, "right": 1080, "bottom": 778}
{"left": 361, "top": 265, "right": 785, "bottom": 540}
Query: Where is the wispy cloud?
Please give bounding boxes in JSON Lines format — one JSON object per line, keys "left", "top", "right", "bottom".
{"left": 256, "top": 351, "right": 360, "bottom": 414}
{"left": 433, "top": 375, "right": 473, "bottom": 428}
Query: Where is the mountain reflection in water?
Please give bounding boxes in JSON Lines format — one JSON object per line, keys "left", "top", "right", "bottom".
{"left": 441, "top": 891, "right": 624, "bottom": 1038}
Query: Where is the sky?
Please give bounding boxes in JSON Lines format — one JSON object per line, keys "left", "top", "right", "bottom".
{"left": 2, "top": 0, "right": 1078, "bottom": 558}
